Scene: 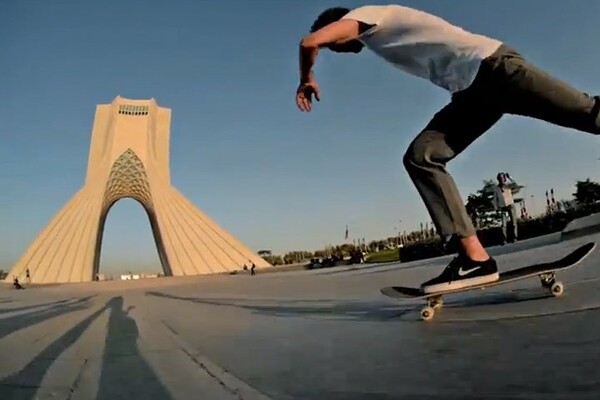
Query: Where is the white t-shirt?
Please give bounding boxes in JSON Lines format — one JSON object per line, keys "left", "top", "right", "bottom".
{"left": 341, "top": 5, "right": 503, "bottom": 93}
{"left": 494, "top": 186, "right": 514, "bottom": 208}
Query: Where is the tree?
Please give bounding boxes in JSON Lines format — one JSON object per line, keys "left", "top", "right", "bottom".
{"left": 262, "top": 254, "right": 283, "bottom": 265}
{"left": 573, "top": 178, "right": 600, "bottom": 205}
{"left": 283, "top": 251, "right": 313, "bottom": 264}
{"left": 313, "top": 250, "right": 328, "bottom": 258}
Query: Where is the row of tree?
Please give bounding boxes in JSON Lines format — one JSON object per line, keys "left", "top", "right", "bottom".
{"left": 263, "top": 178, "right": 600, "bottom": 266}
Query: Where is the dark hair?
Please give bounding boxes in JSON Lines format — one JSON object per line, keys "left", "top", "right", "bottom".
{"left": 310, "top": 7, "right": 350, "bottom": 32}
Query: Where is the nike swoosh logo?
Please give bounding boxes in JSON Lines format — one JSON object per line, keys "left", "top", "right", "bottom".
{"left": 458, "top": 266, "right": 480, "bottom": 276}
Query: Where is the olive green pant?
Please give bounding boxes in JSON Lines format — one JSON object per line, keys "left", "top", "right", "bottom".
{"left": 500, "top": 204, "right": 519, "bottom": 242}
{"left": 404, "top": 44, "right": 600, "bottom": 241}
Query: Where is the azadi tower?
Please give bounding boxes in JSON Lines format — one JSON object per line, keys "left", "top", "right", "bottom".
{"left": 5, "top": 96, "right": 270, "bottom": 284}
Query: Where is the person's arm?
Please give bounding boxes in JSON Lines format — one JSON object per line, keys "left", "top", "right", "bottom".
{"left": 298, "top": 19, "right": 361, "bottom": 84}
{"left": 493, "top": 187, "right": 500, "bottom": 210}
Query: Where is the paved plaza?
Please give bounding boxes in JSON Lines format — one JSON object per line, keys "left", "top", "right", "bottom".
{"left": 1, "top": 233, "right": 599, "bottom": 399}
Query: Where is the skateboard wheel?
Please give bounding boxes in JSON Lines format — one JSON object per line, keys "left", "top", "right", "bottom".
{"left": 551, "top": 282, "right": 564, "bottom": 297}
{"left": 421, "top": 307, "right": 435, "bottom": 321}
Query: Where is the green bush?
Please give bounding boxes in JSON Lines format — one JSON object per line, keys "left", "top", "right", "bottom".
{"left": 365, "top": 248, "right": 400, "bottom": 263}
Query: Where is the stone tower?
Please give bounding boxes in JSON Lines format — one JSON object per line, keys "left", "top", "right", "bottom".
{"left": 5, "top": 96, "right": 270, "bottom": 283}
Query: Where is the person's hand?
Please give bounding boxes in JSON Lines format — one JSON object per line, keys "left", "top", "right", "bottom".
{"left": 296, "top": 78, "right": 320, "bottom": 112}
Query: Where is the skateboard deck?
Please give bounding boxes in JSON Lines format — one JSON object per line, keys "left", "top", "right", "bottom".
{"left": 381, "top": 241, "right": 596, "bottom": 321}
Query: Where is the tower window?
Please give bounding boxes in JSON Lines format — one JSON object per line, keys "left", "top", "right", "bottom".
{"left": 118, "top": 104, "right": 149, "bottom": 116}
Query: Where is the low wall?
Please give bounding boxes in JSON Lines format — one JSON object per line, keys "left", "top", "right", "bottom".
{"left": 561, "top": 213, "right": 600, "bottom": 240}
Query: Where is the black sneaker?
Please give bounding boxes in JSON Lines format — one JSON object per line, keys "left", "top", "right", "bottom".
{"left": 421, "top": 255, "right": 499, "bottom": 294}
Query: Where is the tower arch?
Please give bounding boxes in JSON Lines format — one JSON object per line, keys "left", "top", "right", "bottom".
{"left": 6, "top": 97, "right": 270, "bottom": 284}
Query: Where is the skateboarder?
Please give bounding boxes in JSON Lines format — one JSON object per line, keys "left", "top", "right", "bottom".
{"left": 295, "top": 4, "right": 600, "bottom": 293}
{"left": 493, "top": 173, "right": 519, "bottom": 244}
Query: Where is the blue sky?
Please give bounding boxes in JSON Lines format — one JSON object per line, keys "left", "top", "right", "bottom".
{"left": 1, "top": 0, "right": 599, "bottom": 273}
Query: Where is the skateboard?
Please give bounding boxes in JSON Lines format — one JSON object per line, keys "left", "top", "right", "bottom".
{"left": 381, "top": 241, "right": 596, "bottom": 321}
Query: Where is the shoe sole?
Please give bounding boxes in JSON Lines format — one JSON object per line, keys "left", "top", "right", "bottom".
{"left": 422, "top": 272, "right": 500, "bottom": 294}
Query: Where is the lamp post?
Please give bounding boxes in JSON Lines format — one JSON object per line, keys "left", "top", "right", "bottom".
{"left": 396, "top": 220, "right": 403, "bottom": 247}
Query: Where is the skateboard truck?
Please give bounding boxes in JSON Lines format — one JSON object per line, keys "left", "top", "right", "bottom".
{"left": 539, "top": 272, "right": 564, "bottom": 297}
{"left": 421, "top": 296, "right": 443, "bottom": 321}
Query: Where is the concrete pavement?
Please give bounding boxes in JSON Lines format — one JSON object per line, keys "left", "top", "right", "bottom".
{"left": 1, "top": 233, "right": 599, "bottom": 399}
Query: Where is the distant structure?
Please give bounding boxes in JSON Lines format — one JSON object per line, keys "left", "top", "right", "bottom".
{"left": 5, "top": 96, "right": 270, "bottom": 284}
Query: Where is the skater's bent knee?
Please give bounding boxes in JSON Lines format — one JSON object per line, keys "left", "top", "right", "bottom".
{"left": 403, "top": 145, "right": 418, "bottom": 168}
{"left": 403, "top": 143, "right": 428, "bottom": 170}
{"left": 403, "top": 136, "right": 451, "bottom": 170}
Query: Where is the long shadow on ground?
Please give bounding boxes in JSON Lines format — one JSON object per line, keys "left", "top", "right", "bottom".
{"left": 145, "top": 291, "right": 418, "bottom": 321}
{"left": 96, "top": 296, "right": 172, "bottom": 400}
{"left": 0, "top": 297, "right": 94, "bottom": 339}
{"left": 0, "top": 297, "right": 100, "bottom": 399}
{"left": 0, "top": 298, "right": 75, "bottom": 316}
{"left": 145, "top": 289, "right": 561, "bottom": 322}
{"left": 0, "top": 296, "right": 171, "bottom": 400}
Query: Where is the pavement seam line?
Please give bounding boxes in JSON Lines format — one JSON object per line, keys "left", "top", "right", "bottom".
{"left": 161, "top": 320, "right": 273, "bottom": 400}
{"left": 66, "top": 357, "right": 88, "bottom": 399}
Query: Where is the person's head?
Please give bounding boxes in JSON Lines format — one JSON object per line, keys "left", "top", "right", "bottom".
{"left": 497, "top": 172, "right": 507, "bottom": 184}
{"left": 310, "top": 7, "right": 364, "bottom": 53}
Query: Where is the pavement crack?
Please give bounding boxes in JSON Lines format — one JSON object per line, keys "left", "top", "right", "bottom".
{"left": 161, "top": 321, "right": 246, "bottom": 399}
{"left": 179, "top": 346, "right": 245, "bottom": 400}
{"left": 66, "top": 357, "right": 88, "bottom": 399}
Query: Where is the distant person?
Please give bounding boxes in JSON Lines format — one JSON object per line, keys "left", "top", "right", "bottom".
{"left": 250, "top": 263, "right": 256, "bottom": 276}
{"left": 295, "top": 4, "right": 599, "bottom": 293}
{"left": 465, "top": 201, "right": 479, "bottom": 230}
{"left": 25, "top": 268, "right": 31, "bottom": 283}
{"left": 493, "top": 173, "right": 519, "bottom": 244}
{"left": 13, "top": 276, "right": 23, "bottom": 290}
